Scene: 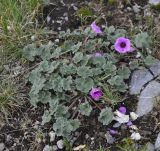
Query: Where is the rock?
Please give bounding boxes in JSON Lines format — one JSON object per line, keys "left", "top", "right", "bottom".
{"left": 133, "top": 4, "right": 141, "bottom": 13}
{"left": 113, "top": 122, "right": 121, "bottom": 128}
{"left": 149, "top": 0, "right": 160, "bottom": 5}
{"left": 155, "top": 132, "right": 160, "bottom": 150}
{"left": 0, "top": 143, "right": 5, "bottom": 151}
{"left": 43, "top": 145, "right": 50, "bottom": 151}
{"left": 146, "top": 142, "right": 155, "bottom": 151}
{"left": 85, "top": 134, "right": 89, "bottom": 139}
{"left": 57, "top": 139, "right": 64, "bottom": 149}
{"left": 52, "top": 145, "right": 58, "bottom": 151}
{"left": 49, "top": 131, "right": 56, "bottom": 142}
{"left": 137, "top": 81, "right": 160, "bottom": 117}
{"left": 150, "top": 61, "right": 160, "bottom": 77}
{"left": 105, "top": 132, "right": 115, "bottom": 144}
{"left": 130, "top": 69, "right": 153, "bottom": 95}
{"left": 47, "top": 16, "right": 51, "bottom": 24}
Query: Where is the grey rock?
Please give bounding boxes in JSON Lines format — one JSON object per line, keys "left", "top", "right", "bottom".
{"left": 133, "top": 4, "right": 141, "bottom": 13}
{"left": 155, "top": 132, "right": 160, "bottom": 150}
{"left": 149, "top": 0, "right": 160, "bottom": 5}
{"left": 105, "top": 132, "right": 115, "bottom": 144}
{"left": 85, "top": 134, "right": 89, "bottom": 139}
{"left": 137, "top": 81, "right": 160, "bottom": 117}
{"left": 130, "top": 69, "right": 153, "bottom": 95}
{"left": 49, "top": 131, "right": 56, "bottom": 142}
{"left": 52, "top": 145, "right": 58, "bottom": 151}
{"left": 43, "top": 145, "right": 50, "bottom": 151}
{"left": 57, "top": 139, "right": 64, "bottom": 149}
{"left": 146, "top": 142, "right": 155, "bottom": 151}
{"left": 0, "top": 143, "right": 5, "bottom": 151}
{"left": 150, "top": 61, "right": 160, "bottom": 77}
{"left": 113, "top": 122, "right": 121, "bottom": 128}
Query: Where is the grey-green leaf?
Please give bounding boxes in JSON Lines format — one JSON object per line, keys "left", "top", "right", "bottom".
{"left": 79, "top": 101, "right": 92, "bottom": 116}
{"left": 98, "top": 107, "right": 113, "bottom": 125}
{"left": 76, "top": 77, "right": 94, "bottom": 93}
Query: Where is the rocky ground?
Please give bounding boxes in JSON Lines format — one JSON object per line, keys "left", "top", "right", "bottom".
{"left": 0, "top": 0, "right": 160, "bottom": 151}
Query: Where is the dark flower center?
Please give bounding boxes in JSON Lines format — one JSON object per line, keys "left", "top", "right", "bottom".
{"left": 120, "top": 42, "right": 126, "bottom": 48}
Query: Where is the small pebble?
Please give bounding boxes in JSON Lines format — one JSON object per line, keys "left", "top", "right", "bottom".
{"left": 43, "top": 145, "right": 50, "bottom": 151}
{"left": 47, "top": 16, "right": 51, "bottom": 24}
{"left": 52, "top": 145, "right": 58, "bottom": 151}
{"left": 49, "top": 131, "right": 56, "bottom": 142}
{"left": 0, "top": 143, "right": 5, "bottom": 151}
{"left": 57, "top": 139, "right": 64, "bottom": 149}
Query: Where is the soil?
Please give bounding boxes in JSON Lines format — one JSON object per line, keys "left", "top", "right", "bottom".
{"left": 0, "top": 0, "right": 160, "bottom": 151}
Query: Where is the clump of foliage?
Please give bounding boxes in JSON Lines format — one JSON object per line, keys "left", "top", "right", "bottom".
{"left": 22, "top": 24, "right": 152, "bottom": 139}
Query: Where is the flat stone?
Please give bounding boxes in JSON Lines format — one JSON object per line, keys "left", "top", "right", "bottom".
{"left": 146, "top": 142, "right": 155, "bottom": 151}
{"left": 57, "top": 139, "right": 64, "bottom": 149}
{"left": 0, "top": 143, "right": 5, "bottom": 151}
{"left": 43, "top": 145, "right": 50, "bottom": 151}
{"left": 155, "top": 132, "right": 160, "bottom": 150}
{"left": 105, "top": 132, "right": 115, "bottom": 144}
{"left": 49, "top": 131, "right": 56, "bottom": 142}
{"left": 130, "top": 69, "right": 153, "bottom": 95}
{"left": 150, "top": 61, "right": 160, "bottom": 77}
{"left": 136, "top": 81, "right": 160, "bottom": 117}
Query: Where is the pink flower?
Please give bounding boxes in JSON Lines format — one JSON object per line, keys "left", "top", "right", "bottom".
{"left": 114, "top": 37, "right": 131, "bottom": 53}
{"left": 108, "top": 129, "right": 118, "bottom": 135}
{"left": 126, "top": 121, "right": 133, "bottom": 127}
{"left": 118, "top": 106, "right": 127, "bottom": 114}
{"left": 90, "top": 21, "right": 102, "bottom": 34}
{"left": 89, "top": 88, "right": 102, "bottom": 101}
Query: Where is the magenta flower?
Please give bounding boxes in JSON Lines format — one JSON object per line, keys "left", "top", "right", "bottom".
{"left": 126, "top": 121, "right": 133, "bottom": 127}
{"left": 91, "top": 21, "right": 102, "bottom": 34}
{"left": 119, "top": 106, "right": 126, "bottom": 114}
{"left": 89, "top": 88, "right": 102, "bottom": 101}
{"left": 114, "top": 37, "right": 131, "bottom": 53}
{"left": 108, "top": 129, "right": 118, "bottom": 135}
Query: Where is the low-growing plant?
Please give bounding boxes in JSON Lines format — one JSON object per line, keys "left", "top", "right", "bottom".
{"left": 22, "top": 23, "right": 152, "bottom": 139}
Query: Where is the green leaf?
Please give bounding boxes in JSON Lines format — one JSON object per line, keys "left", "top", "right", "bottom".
{"left": 22, "top": 44, "right": 39, "bottom": 61}
{"left": 29, "top": 68, "right": 42, "bottom": 84}
{"left": 73, "top": 52, "right": 84, "bottom": 64}
{"left": 71, "top": 42, "right": 82, "bottom": 53}
{"left": 79, "top": 101, "right": 92, "bottom": 116}
{"left": 38, "top": 91, "right": 51, "bottom": 104}
{"left": 92, "top": 56, "right": 106, "bottom": 67}
{"left": 103, "top": 61, "right": 117, "bottom": 73}
{"left": 107, "top": 75, "right": 123, "bottom": 86}
{"left": 60, "top": 76, "right": 73, "bottom": 91}
{"left": 92, "top": 68, "right": 103, "bottom": 76}
{"left": 117, "top": 66, "right": 131, "bottom": 79}
{"left": 77, "top": 66, "right": 93, "bottom": 78}
{"left": 115, "top": 82, "right": 128, "bottom": 92}
{"left": 39, "top": 60, "right": 60, "bottom": 73}
{"left": 30, "top": 76, "right": 46, "bottom": 94}
{"left": 42, "top": 110, "right": 53, "bottom": 125}
{"left": 144, "top": 55, "right": 158, "bottom": 66}
{"left": 51, "top": 47, "right": 62, "bottom": 58}
{"left": 49, "top": 96, "right": 59, "bottom": 110}
{"left": 134, "top": 32, "right": 152, "bottom": 48}
{"left": 39, "top": 44, "right": 52, "bottom": 60}
{"left": 29, "top": 92, "right": 39, "bottom": 106}
{"left": 60, "top": 64, "right": 77, "bottom": 75}
{"left": 53, "top": 117, "right": 80, "bottom": 138}
{"left": 45, "top": 74, "right": 63, "bottom": 92}
{"left": 76, "top": 77, "right": 94, "bottom": 93}
{"left": 55, "top": 105, "right": 70, "bottom": 118}
{"left": 98, "top": 107, "right": 113, "bottom": 125}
